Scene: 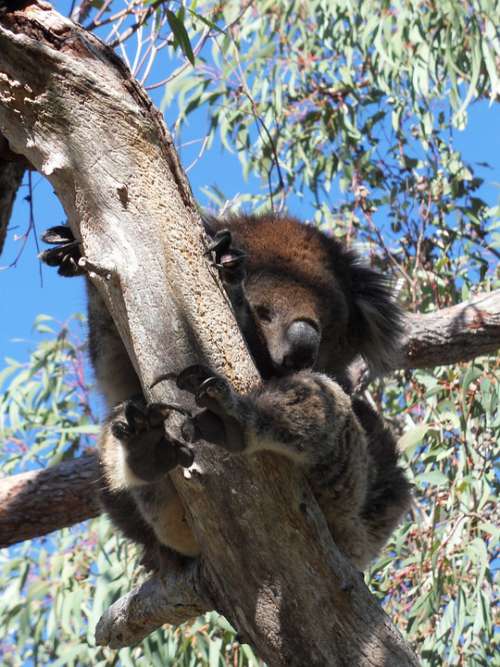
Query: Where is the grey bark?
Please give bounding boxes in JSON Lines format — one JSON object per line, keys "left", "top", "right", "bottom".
{"left": 0, "top": 3, "right": 427, "bottom": 665}
{"left": 401, "top": 291, "right": 500, "bottom": 369}
{"left": 0, "top": 455, "right": 100, "bottom": 547}
{"left": 0, "top": 134, "right": 25, "bottom": 256}
{"left": 2, "top": 288, "right": 498, "bottom": 547}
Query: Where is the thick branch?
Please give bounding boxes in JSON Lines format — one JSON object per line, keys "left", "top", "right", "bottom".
{"left": 95, "top": 562, "right": 211, "bottom": 647}
{"left": 402, "top": 290, "right": 500, "bottom": 369}
{"left": 0, "top": 4, "right": 419, "bottom": 665}
{"left": 0, "top": 454, "right": 100, "bottom": 547}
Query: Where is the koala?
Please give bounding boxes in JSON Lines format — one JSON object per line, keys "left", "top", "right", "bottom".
{"left": 41, "top": 214, "right": 411, "bottom": 572}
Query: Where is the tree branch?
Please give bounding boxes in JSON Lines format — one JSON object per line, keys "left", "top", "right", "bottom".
{"left": 2, "top": 287, "right": 497, "bottom": 548}
{"left": 0, "top": 3, "right": 419, "bottom": 665}
{"left": 402, "top": 290, "right": 500, "bottom": 369}
{"left": 95, "top": 562, "right": 211, "bottom": 647}
{"left": 0, "top": 454, "right": 100, "bottom": 547}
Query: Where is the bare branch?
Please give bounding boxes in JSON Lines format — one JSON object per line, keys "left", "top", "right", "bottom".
{"left": 0, "top": 455, "right": 100, "bottom": 547}
{"left": 401, "top": 290, "right": 500, "bottom": 369}
{"left": 350, "top": 289, "right": 500, "bottom": 390}
{"left": 95, "top": 562, "right": 211, "bottom": 647}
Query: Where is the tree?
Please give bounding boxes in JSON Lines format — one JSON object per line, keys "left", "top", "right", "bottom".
{"left": 0, "top": 1, "right": 498, "bottom": 665}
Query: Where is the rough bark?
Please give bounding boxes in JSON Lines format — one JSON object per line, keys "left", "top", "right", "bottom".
{"left": 2, "top": 288, "right": 498, "bottom": 548}
{"left": 95, "top": 562, "right": 211, "bottom": 648}
{"left": 0, "top": 134, "right": 25, "bottom": 256}
{"left": 401, "top": 290, "right": 500, "bottom": 369}
{"left": 0, "top": 4, "right": 450, "bottom": 666}
{"left": 0, "top": 454, "right": 100, "bottom": 546}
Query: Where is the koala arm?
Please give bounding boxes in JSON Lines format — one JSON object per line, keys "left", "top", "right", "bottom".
{"left": 178, "top": 365, "right": 411, "bottom": 568}
{"left": 179, "top": 367, "right": 369, "bottom": 503}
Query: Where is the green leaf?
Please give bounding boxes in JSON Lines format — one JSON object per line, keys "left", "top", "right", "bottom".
{"left": 167, "top": 10, "right": 195, "bottom": 66}
{"left": 188, "top": 8, "right": 225, "bottom": 35}
{"left": 398, "top": 424, "right": 429, "bottom": 453}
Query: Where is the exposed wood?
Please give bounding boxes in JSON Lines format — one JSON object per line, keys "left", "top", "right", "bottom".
{"left": 401, "top": 290, "right": 500, "bottom": 369}
{"left": 95, "top": 562, "right": 211, "bottom": 648}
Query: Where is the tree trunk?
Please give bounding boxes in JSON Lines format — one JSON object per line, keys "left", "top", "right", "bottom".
{"left": 0, "top": 3, "right": 422, "bottom": 665}
{"left": 0, "top": 134, "right": 25, "bottom": 256}
{"left": 1, "top": 287, "right": 499, "bottom": 548}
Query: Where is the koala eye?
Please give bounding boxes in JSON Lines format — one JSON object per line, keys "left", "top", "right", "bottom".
{"left": 255, "top": 305, "right": 272, "bottom": 323}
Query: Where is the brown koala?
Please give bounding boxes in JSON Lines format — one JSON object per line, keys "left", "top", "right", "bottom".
{"left": 41, "top": 214, "right": 411, "bottom": 571}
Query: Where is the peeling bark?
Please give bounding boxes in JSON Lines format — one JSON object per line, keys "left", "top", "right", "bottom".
{"left": 401, "top": 290, "right": 500, "bottom": 369}
{"left": 0, "top": 3, "right": 424, "bottom": 665}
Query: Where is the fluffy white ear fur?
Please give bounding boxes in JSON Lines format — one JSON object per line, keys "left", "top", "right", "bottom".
{"left": 349, "top": 258, "right": 404, "bottom": 374}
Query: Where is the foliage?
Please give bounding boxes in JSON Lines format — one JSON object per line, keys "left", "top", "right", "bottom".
{"left": 1, "top": 0, "right": 499, "bottom": 665}
{"left": 163, "top": 0, "right": 499, "bottom": 312}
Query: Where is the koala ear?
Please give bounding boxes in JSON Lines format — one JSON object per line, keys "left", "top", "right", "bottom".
{"left": 201, "top": 214, "right": 218, "bottom": 239}
{"left": 348, "top": 256, "right": 404, "bottom": 374}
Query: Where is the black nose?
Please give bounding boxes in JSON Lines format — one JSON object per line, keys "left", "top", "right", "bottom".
{"left": 283, "top": 320, "right": 320, "bottom": 371}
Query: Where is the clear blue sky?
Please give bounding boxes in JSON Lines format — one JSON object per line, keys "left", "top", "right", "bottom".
{"left": 0, "top": 1, "right": 498, "bottom": 367}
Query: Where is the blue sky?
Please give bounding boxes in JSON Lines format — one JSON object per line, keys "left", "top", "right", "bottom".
{"left": 0, "top": 1, "right": 499, "bottom": 368}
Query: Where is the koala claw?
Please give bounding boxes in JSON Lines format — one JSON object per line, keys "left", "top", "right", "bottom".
{"left": 40, "top": 225, "right": 83, "bottom": 277}
{"left": 206, "top": 229, "right": 246, "bottom": 284}
{"left": 196, "top": 376, "right": 232, "bottom": 408}
{"left": 176, "top": 365, "right": 247, "bottom": 453}
{"left": 110, "top": 398, "right": 194, "bottom": 477}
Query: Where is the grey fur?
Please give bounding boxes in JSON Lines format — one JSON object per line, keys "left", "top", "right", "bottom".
{"left": 41, "top": 214, "right": 411, "bottom": 571}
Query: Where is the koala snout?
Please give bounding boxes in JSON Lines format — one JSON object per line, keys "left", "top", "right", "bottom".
{"left": 282, "top": 320, "right": 320, "bottom": 371}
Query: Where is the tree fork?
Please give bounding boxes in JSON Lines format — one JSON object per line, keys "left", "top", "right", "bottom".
{"left": 0, "top": 3, "right": 421, "bottom": 665}
{"left": 1, "top": 287, "right": 499, "bottom": 549}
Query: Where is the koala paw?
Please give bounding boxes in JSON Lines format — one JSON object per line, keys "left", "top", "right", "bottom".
{"left": 111, "top": 398, "right": 194, "bottom": 480}
{"left": 176, "top": 365, "right": 233, "bottom": 414}
{"left": 175, "top": 365, "right": 246, "bottom": 453}
{"left": 207, "top": 229, "right": 246, "bottom": 285}
{"left": 40, "top": 225, "right": 83, "bottom": 277}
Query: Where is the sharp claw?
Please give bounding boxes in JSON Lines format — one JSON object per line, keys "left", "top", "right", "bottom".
{"left": 195, "top": 376, "right": 221, "bottom": 403}
{"left": 205, "top": 229, "right": 232, "bottom": 255}
{"left": 175, "top": 364, "right": 214, "bottom": 393}
{"left": 41, "top": 225, "right": 76, "bottom": 244}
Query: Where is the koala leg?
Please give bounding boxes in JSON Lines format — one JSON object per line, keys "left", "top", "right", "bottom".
{"left": 175, "top": 365, "right": 363, "bottom": 467}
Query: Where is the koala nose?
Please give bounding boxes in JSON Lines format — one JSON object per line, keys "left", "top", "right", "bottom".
{"left": 283, "top": 320, "right": 320, "bottom": 371}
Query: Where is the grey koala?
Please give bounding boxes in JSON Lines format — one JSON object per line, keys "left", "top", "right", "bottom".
{"left": 41, "top": 213, "right": 411, "bottom": 571}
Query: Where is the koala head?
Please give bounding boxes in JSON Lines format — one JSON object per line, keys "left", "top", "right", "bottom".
{"left": 209, "top": 213, "right": 403, "bottom": 380}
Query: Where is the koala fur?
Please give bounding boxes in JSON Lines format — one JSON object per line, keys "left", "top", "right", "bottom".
{"left": 41, "top": 214, "right": 411, "bottom": 572}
